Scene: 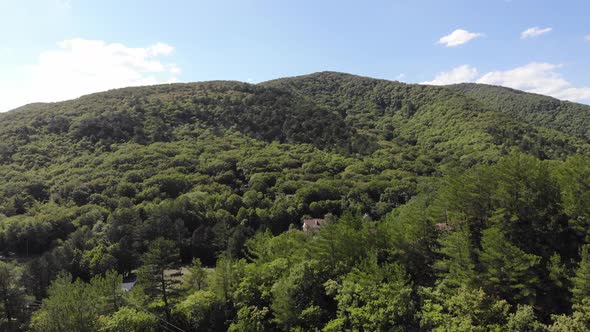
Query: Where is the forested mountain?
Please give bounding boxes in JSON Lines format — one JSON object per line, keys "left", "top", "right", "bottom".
{"left": 450, "top": 82, "right": 590, "bottom": 141}
{"left": 1, "top": 72, "right": 590, "bottom": 331}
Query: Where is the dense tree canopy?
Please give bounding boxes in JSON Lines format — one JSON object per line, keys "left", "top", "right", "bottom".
{"left": 1, "top": 72, "right": 590, "bottom": 330}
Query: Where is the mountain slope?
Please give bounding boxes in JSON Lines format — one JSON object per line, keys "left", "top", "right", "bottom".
{"left": 3, "top": 72, "right": 590, "bottom": 330}
{"left": 0, "top": 81, "right": 359, "bottom": 162}
{"left": 449, "top": 82, "right": 590, "bottom": 141}
{"left": 1, "top": 72, "right": 588, "bottom": 173}
{"left": 264, "top": 72, "right": 588, "bottom": 162}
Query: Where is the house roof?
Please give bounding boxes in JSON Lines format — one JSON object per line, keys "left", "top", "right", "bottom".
{"left": 435, "top": 222, "right": 454, "bottom": 232}
{"left": 121, "top": 280, "right": 137, "bottom": 292}
{"left": 303, "top": 218, "right": 326, "bottom": 227}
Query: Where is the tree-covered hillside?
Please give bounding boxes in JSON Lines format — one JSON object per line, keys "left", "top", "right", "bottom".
{"left": 449, "top": 82, "right": 590, "bottom": 142}
{"left": 1, "top": 72, "right": 590, "bottom": 331}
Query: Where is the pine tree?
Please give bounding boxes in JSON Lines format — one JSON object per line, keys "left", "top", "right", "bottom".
{"left": 29, "top": 273, "right": 99, "bottom": 332}
{"left": 137, "top": 238, "right": 181, "bottom": 321}
{"left": 572, "top": 244, "right": 590, "bottom": 305}
{"left": 435, "top": 226, "right": 478, "bottom": 287}
{"left": 0, "top": 261, "right": 30, "bottom": 330}
{"left": 185, "top": 258, "right": 207, "bottom": 291}
{"left": 479, "top": 227, "right": 541, "bottom": 302}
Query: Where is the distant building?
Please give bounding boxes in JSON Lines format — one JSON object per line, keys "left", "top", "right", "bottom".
{"left": 435, "top": 222, "right": 454, "bottom": 232}
{"left": 121, "top": 272, "right": 137, "bottom": 292}
{"left": 121, "top": 280, "right": 137, "bottom": 292}
{"left": 302, "top": 218, "right": 327, "bottom": 234}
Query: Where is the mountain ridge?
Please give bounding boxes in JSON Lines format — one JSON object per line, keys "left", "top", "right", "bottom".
{"left": 6, "top": 71, "right": 589, "bottom": 113}
{"left": 3, "top": 71, "right": 590, "bottom": 330}
{"left": 2, "top": 71, "right": 588, "bottom": 166}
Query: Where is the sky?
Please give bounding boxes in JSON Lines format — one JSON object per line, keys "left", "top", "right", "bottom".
{"left": 1, "top": 0, "right": 589, "bottom": 111}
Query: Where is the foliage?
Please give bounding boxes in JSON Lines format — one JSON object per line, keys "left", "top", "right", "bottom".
{"left": 419, "top": 285, "right": 510, "bottom": 331}
{"left": 572, "top": 244, "right": 590, "bottom": 304}
{"left": 0, "top": 261, "right": 30, "bottom": 330}
{"left": 2, "top": 72, "right": 590, "bottom": 330}
{"left": 479, "top": 227, "right": 541, "bottom": 302}
{"left": 29, "top": 271, "right": 123, "bottom": 332}
{"left": 506, "top": 305, "right": 547, "bottom": 332}
{"left": 98, "top": 307, "right": 158, "bottom": 332}
{"left": 326, "top": 259, "right": 416, "bottom": 331}
{"left": 137, "top": 238, "right": 181, "bottom": 321}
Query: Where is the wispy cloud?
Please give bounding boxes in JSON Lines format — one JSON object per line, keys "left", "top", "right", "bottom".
{"left": 55, "top": 0, "right": 72, "bottom": 9}
{"left": 478, "top": 63, "right": 590, "bottom": 102}
{"left": 585, "top": 34, "right": 590, "bottom": 41}
{"left": 149, "top": 42, "right": 174, "bottom": 56}
{"left": 437, "top": 29, "right": 483, "bottom": 47}
{"left": 521, "top": 26, "right": 552, "bottom": 39}
{"left": 422, "top": 63, "right": 590, "bottom": 103}
{"left": 421, "top": 65, "right": 479, "bottom": 85}
{"left": 0, "top": 39, "right": 181, "bottom": 112}
{"left": 0, "top": 48, "right": 13, "bottom": 57}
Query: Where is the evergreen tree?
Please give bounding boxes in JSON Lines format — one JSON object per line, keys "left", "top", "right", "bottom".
{"left": 479, "top": 227, "right": 541, "bottom": 302}
{"left": 29, "top": 273, "right": 100, "bottom": 332}
{"left": 572, "top": 244, "right": 590, "bottom": 305}
{"left": 185, "top": 258, "right": 207, "bottom": 291}
{"left": 137, "top": 238, "right": 181, "bottom": 321}
{"left": 435, "top": 225, "right": 477, "bottom": 287}
{"left": 210, "top": 254, "right": 245, "bottom": 304}
{"left": 91, "top": 270, "right": 124, "bottom": 315}
{"left": 0, "top": 261, "right": 30, "bottom": 331}
{"left": 558, "top": 156, "right": 590, "bottom": 243}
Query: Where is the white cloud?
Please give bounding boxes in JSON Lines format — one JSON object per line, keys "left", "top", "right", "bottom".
{"left": 421, "top": 65, "right": 479, "bottom": 85}
{"left": 149, "top": 42, "right": 174, "bottom": 56}
{"left": 395, "top": 73, "right": 406, "bottom": 81}
{"left": 168, "top": 64, "right": 182, "bottom": 75}
{"left": 437, "top": 29, "right": 482, "bottom": 47}
{"left": 55, "top": 0, "right": 72, "bottom": 9}
{"left": 422, "top": 63, "right": 590, "bottom": 103}
{"left": 477, "top": 63, "right": 590, "bottom": 101}
{"left": 0, "top": 39, "right": 181, "bottom": 112}
{"left": 521, "top": 26, "right": 552, "bottom": 39}
{"left": 0, "top": 48, "right": 13, "bottom": 57}
{"left": 585, "top": 34, "right": 590, "bottom": 41}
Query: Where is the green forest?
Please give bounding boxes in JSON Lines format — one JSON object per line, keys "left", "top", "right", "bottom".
{"left": 1, "top": 72, "right": 590, "bottom": 331}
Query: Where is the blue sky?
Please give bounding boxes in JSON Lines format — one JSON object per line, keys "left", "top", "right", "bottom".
{"left": 1, "top": 0, "right": 589, "bottom": 111}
